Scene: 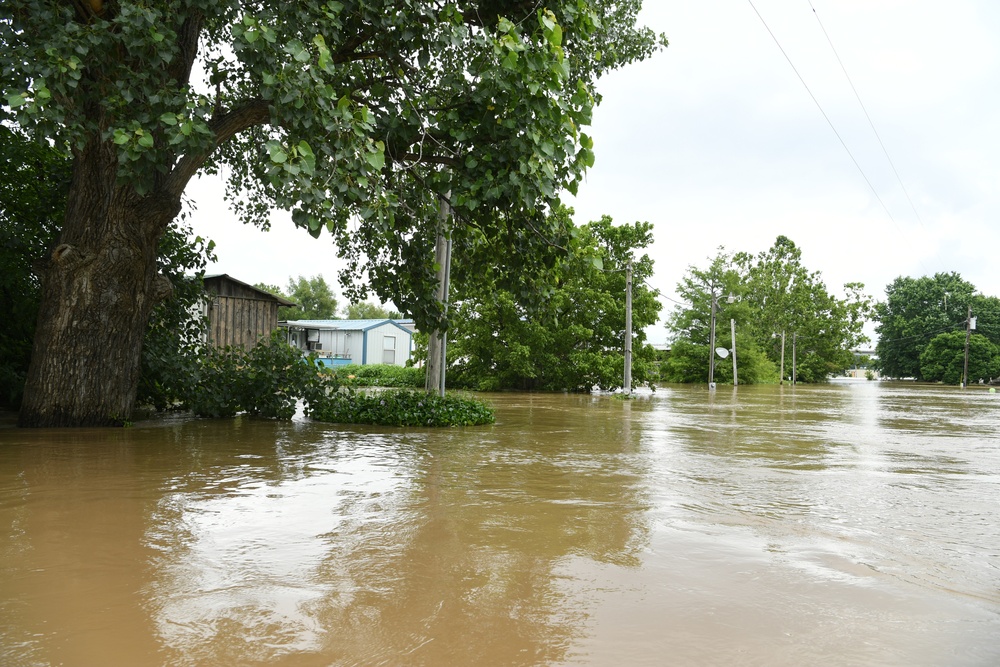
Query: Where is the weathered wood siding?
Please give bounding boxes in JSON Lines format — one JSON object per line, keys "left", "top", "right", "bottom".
{"left": 207, "top": 296, "right": 279, "bottom": 349}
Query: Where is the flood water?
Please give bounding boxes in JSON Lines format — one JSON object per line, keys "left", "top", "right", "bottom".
{"left": 1, "top": 381, "right": 999, "bottom": 666}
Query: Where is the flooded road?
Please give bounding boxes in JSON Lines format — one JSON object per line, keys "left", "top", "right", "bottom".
{"left": 1, "top": 382, "right": 998, "bottom": 666}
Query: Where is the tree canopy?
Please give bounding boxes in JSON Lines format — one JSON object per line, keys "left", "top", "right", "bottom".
{"left": 447, "top": 210, "right": 661, "bottom": 392}
{"left": 284, "top": 275, "right": 338, "bottom": 320}
{"left": 2, "top": 1, "right": 665, "bottom": 425}
{"left": 919, "top": 331, "right": 999, "bottom": 385}
{"left": 3, "top": 0, "right": 664, "bottom": 327}
{"left": 874, "top": 272, "right": 1000, "bottom": 381}
{"left": 343, "top": 301, "right": 403, "bottom": 320}
{"left": 664, "top": 237, "right": 871, "bottom": 384}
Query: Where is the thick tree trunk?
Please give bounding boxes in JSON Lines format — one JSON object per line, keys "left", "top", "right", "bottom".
{"left": 18, "top": 140, "right": 178, "bottom": 427}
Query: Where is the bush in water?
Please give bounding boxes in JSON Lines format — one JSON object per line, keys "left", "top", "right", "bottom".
{"left": 308, "top": 389, "right": 495, "bottom": 427}
{"left": 187, "top": 332, "right": 336, "bottom": 419}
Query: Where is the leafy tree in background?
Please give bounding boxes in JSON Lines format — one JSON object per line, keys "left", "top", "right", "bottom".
{"left": 661, "top": 249, "right": 776, "bottom": 384}
{"left": 737, "top": 236, "right": 871, "bottom": 380}
{"left": 284, "top": 275, "right": 338, "bottom": 320}
{"left": 3, "top": 0, "right": 665, "bottom": 426}
{"left": 448, "top": 211, "right": 662, "bottom": 392}
{"left": 343, "top": 301, "right": 403, "bottom": 320}
{"left": 919, "top": 331, "right": 999, "bottom": 385}
{"left": 664, "top": 237, "right": 871, "bottom": 384}
{"left": 873, "top": 273, "right": 988, "bottom": 379}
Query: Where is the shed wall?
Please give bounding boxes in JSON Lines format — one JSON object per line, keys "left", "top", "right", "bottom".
{"left": 208, "top": 296, "right": 279, "bottom": 349}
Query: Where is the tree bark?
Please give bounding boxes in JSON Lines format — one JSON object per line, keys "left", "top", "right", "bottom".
{"left": 18, "top": 139, "right": 179, "bottom": 427}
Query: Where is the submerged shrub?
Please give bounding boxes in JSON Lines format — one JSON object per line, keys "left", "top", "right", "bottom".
{"left": 308, "top": 389, "right": 494, "bottom": 427}
{"left": 187, "top": 331, "right": 336, "bottom": 419}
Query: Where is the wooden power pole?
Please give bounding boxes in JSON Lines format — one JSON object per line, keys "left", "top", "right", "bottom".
{"left": 624, "top": 259, "right": 633, "bottom": 396}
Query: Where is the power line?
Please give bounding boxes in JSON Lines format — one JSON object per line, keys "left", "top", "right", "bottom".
{"left": 806, "top": 0, "right": 927, "bottom": 230}
{"left": 745, "top": 0, "right": 900, "bottom": 226}
{"left": 805, "top": 0, "right": 949, "bottom": 277}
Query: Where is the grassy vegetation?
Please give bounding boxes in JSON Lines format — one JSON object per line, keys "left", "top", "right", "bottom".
{"left": 332, "top": 364, "right": 425, "bottom": 388}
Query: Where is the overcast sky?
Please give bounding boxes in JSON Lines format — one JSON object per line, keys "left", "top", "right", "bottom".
{"left": 189, "top": 0, "right": 1000, "bottom": 343}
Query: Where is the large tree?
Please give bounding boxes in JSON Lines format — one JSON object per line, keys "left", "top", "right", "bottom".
{"left": 662, "top": 249, "right": 776, "bottom": 385}
{"left": 447, "top": 211, "right": 662, "bottom": 392}
{"left": 874, "top": 273, "right": 1000, "bottom": 380}
{"left": 284, "top": 274, "right": 338, "bottom": 320}
{"left": 664, "top": 238, "right": 871, "bottom": 384}
{"left": 919, "top": 331, "right": 999, "bottom": 385}
{"left": 3, "top": 1, "right": 664, "bottom": 425}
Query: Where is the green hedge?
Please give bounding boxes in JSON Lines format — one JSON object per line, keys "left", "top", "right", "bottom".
{"left": 307, "top": 389, "right": 494, "bottom": 427}
{"left": 333, "top": 364, "right": 425, "bottom": 388}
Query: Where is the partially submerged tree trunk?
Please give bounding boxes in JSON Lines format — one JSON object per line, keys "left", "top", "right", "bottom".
{"left": 18, "top": 139, "right": 178, "bottom": 427}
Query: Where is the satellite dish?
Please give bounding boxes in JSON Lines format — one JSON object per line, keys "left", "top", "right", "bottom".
{"left": 715, "top": 347, "right": 730, "bottom": 359}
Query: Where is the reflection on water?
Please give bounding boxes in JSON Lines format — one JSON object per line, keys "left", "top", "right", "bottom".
{"left": 2, "top": 383, "right": 999, "bottom": 666}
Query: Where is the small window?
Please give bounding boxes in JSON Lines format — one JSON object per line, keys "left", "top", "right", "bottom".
{"left": 383, "top": 335, "right": 395, "bottom": 365}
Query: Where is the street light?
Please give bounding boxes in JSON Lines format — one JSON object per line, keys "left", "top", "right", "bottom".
{"left": 708, "top": 292, "right": 736, "bottom": 389}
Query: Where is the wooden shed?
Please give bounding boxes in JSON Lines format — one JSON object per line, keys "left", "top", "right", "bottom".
{"left": 203, "top": 274, "right": 297, "bottom": 349}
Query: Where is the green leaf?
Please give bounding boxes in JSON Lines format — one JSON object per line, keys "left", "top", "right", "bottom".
{"left": 366, "top": 141, "right": 385, "bottom": 170}
{"left": 266, "top": 141, "right": 287, "bottom": 164}
{"left": 547, "top": 24, "right": 563, "bottom": 47}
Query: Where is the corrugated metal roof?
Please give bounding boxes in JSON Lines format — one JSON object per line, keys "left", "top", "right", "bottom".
{"left": 282, "top": 319, "right": 413, "bottom": 333}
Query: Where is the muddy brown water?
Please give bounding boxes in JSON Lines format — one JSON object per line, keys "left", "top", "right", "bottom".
{"left": 1, "top": 381, "right": 998, "bottom": 666}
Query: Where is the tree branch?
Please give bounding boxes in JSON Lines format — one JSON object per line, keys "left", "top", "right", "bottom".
{"left": 169, "top": 11, "right": 204, "bottom": 87}
{"left": 164, "top": 99, "right": 271, "bottom": 199}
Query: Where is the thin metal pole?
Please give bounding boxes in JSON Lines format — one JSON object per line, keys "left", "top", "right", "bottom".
{"left": 731, "top": 318, "right": 738, "bottom": 386}
{"left": 624, "top": 259, "right": 633, "bottom": 396}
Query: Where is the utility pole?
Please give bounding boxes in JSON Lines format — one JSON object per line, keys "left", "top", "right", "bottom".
{"left": 708, "top": 293, "right": 717, "bottom": 388}
{"left": 624, "top": 258, "right": 633, "bottom": 396}
{"left": 439, "top": 231, "right": 453, "bottom": 397}
{"left": 425, "top": 193, "right": 451, "bottom": 396}
{"left": 792, "top": 332, "right": 797, "bottom": 385}
{"left": 779, "top": 330, "right": 786, "bottom": 385}
{"left": 731, "top": 318, "right": 738, "bottom": 387}
{"left": 963, "top": 305, "right": 972, "bottom": 389}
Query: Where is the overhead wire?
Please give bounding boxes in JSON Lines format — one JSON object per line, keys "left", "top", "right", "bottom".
{"left": 744, "top": 0, "right": 899, "bottom": 225}
{"left": 805, "top": 0, "right": 927, "bottom": 231}
{"left": 805, "top": 0, "right": 949, "bottom": 274}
